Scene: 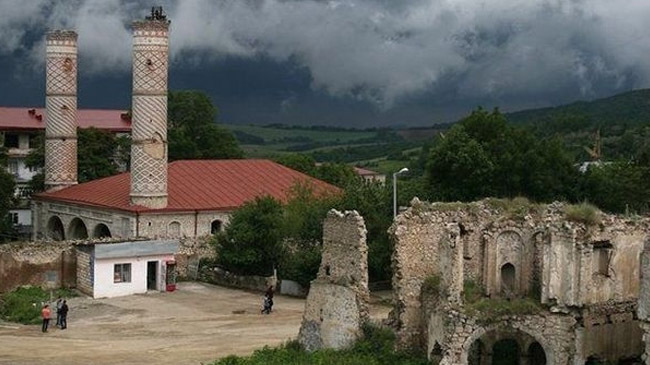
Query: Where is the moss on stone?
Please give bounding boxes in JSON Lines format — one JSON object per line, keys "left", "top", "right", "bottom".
{"left": 464, "top": 297, "right": 542, "bottom": 323}
{"left": 422, "top": 275, "right": 442, "bottom": 296}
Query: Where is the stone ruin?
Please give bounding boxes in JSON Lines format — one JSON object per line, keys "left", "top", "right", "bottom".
{"left": 298, "top": 209, "right": 370, "bottom": 351}
{"left": 388, "top": 198, "right": 650, "bottom": 364}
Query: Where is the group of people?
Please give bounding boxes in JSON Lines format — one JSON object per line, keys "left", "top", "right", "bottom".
{"left": 41, "top": 297, "right": 69, "bottom": 333}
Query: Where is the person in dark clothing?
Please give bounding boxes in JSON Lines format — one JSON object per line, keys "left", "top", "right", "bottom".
{"left": 265, "top": 286, "right": 274, "bottom": 312}
{"left": 59, "top": 300, "right": 69, "bottom": 330}
{"left": 55, "top": 297, "right": 63, "bottom": 327}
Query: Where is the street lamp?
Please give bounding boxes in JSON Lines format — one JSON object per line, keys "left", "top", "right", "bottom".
{"left": 393, "top": 167, "right": 409, "bottom": 217}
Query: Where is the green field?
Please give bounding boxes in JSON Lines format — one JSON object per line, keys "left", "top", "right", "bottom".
{"left": 223, "top": 124, "right": 425, "bottom": 174}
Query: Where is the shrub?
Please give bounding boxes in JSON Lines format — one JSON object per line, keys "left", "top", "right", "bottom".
{"left": 564, "top": 202, "right": 601, "bottom": 225}
{"left": 422, "top": 275, "right": 442, "bottom": 296}
{"left": 0, "top": 286, "right": 75, "bottom": 325}
{"left": 277, "top": 242, "right": 321, "bottom": 287}
{"left": 209, "top": 323, "right": 428, "bottom": 365}
{"left": 462, "top": 280, "right": 483, "bottom": 304}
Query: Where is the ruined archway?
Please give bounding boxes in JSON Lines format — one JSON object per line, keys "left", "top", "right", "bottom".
{"left": 46, "top": 216, "right": 65, "bottom": 241}
{"left": 463, "top": 327, "right": 552, "bottom": 365}
{"left": 528, "top": 341, "right": 546, "bottom": 365}
{"left": 492, "top": 338, "right": 519, "bottom": 365}
{"left": 93, "top": 223, "right": 112, "bottom": 238}
{"left": 68, "top": 218, "right": 88, "bottom": 240}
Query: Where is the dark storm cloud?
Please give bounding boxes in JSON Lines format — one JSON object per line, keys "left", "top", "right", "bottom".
{"left": 1, "top": 0, "right": 649, "bottom": 126}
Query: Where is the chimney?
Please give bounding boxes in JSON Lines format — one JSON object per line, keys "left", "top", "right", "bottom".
{"left": 129, "top": 7, "right": 170, "bottom": 209}
{"left": 44, "top": 30, "right": 78, "bottom": 191}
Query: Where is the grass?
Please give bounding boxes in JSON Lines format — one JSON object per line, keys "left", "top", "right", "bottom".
{"left": 0, "top": 286, "right": 77, "bottom": 325}
{"left": 564, "top": 202, "right": 601, "bottom": 225}
{"left": 464, "top": 297, "right": 542, "bottom": 324}
{"left": 485, "top": 197, "right": 544, "bottom": 220}
{"left": 211, "top": 324, "right": 428, "bottom": 365}
{"left": 462, "top": 280, "right": 483, "bottom": 304}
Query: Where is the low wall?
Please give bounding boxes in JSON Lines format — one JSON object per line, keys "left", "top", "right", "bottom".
{"left": 0, "top": 241, "right": 76, "bottom": 293}
{"left": 279, "top": 279, "right": 308, "bottom": 297}
{"left": 200, "top": 266, "right": 276, "bottom": 292}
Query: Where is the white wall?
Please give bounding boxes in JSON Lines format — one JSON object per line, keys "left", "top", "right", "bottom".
{"left": 93, "top": 254, "right": 174, "bottom": 298}
{"left": 9, "top": 208, "right": 31, "bottom": 226}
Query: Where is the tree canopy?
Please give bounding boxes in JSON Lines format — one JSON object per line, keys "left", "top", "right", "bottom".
{"left": 168, "top": 90, "right": 243, "bottom": 160}
{"left": 0, "top": 141, "right": 16, "bottom": 242}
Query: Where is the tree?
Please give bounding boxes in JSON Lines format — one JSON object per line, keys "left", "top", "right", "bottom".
{"left": 25, "top": 129, "right": 130, "bottom": 193}
{"left": 168, "top": 90, "right": 243, "bottom": 160}
{"left": 314, "top": 162, "right": 360, "bottom": 188}
{"left": 275, "top": 154, "right": 316, "bottom": 175}
{"left": 426, "top": 107, "right": 578, "bottom": 203}
{"left": 579, "top": 162, "right": 650, "bottom": 214}
{"left": 214, "top": 196, "right": 284, "bottom": 276}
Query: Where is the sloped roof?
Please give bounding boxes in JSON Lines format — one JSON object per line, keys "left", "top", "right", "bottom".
{"left": 34, "top": 160, "right": 339, "bottom": 213}
{"left": 0, "top": 107, "right": 131, "bottom": 132}
{"left": 353, "top": 166, "right": 384, "bottom": 176}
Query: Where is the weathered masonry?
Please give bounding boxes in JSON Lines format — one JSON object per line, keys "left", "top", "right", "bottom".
{"left": 298, "top": 210, "right": 370, "bottom": 351}
{"left": 388, "top": 198, "right": 650, "bottom": 364}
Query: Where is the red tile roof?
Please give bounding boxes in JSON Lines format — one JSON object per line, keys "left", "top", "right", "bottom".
{"left": 0, "top": 107, "right": 131, "bottom": 132}
{"left": 34, "top": 160, "right": 340, "bottom": 213}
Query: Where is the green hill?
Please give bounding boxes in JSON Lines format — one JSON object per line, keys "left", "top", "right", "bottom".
{"left": 507, "top": 89, "right": 650, "bottom": 129}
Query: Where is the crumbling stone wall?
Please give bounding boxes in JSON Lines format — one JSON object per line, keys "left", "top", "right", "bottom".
{"left": 298, "top": 210, "right": 369, "bottom": 351}
{"left": 638, "top": 238, "right": 650, "bottom": 362}
{"left": 390, "top": 198, "right": 650, "bottom": 362}
{"left": 75, "top": 246, "right": 93, "bottom": 296}
{"left": 0, "top": 241, "right": 76, "bottom": 293}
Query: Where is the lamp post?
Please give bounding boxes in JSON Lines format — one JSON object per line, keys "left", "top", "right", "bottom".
{"left": 393, "top": 167, "right": 409, "bottom": 217}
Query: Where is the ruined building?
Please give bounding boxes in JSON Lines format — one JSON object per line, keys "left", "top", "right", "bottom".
{"left": 299, "top": 210, "right": 370, "bottom": 351}
{"left": 389, "top": 198, "right": 650, "bottom": 364}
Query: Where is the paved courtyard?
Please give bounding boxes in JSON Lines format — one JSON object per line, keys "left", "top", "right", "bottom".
{"left": 0, "top": 282, "right": 390, "bottom": 365}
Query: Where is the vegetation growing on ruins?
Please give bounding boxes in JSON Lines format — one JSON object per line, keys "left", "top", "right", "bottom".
{"left": 484, "top": 197, "right": 544, "bottom": 221}
{"left": 0, "top": 286, "right": 76, "bottom": 324}
{"left": 464, "top": 297, "right": 542, "bottom": 323}
{"left": 564, "top": 202, "right": 602, "bottom": 226}
{"left": 422, "top": 275, "right": 442, "bottom": 296}
{"left": 212, "top": 324, "right": 428, "bottom": 365}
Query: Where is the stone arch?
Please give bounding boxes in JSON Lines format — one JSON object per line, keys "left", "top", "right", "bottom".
{"left": 211, "top": 219, "right": 223, "bottom": 234}
{"left": 528, "top": 341, "right": 546, "bottom": 365}
{"left": 93, "top": 223, "right": 112, "bottom": 238}
{"left": 46, "top": 215, "right": 65, "bottom": 241}
{"left": 68, "top": 217, "right": 88, "bottom": 240}
{"left": 167, "top": 221, "right": 181, "bottom": 238}
{"left": 461, "top": 325, "right": 554, "bottom": 365}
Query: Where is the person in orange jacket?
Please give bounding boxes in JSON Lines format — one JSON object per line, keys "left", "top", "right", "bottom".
{"left": 41, "top": 304, "right": 51, "bottom": 333}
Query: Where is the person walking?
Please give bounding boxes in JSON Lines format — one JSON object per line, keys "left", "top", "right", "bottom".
{"left": 265, "top": 285, "right": 274, "bottom": 313}
{"left": 59, "top": 300, "right": 69, "bottom": 330}
{"left": 55, "top": 297, "right": 63, "bottom": 328}
{"left": 41, "top": 304, "right": 51, "bottom": 333}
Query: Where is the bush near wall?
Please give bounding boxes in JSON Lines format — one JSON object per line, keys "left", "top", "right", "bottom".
{"left": 0, "top": 286, "right": 76, "bottom": 325}
{"left": 211, "top": 324, "right": 428, "bottom": 365}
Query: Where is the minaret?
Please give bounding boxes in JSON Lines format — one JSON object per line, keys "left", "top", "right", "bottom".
{"left": 129, "top": 7, "right": 170, "bottom": 209}
{"left": 44, "top": 30, "right": 78, "bottom": 191}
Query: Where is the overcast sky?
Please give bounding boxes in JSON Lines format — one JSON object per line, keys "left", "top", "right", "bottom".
{"left": 0, "top": 0, "right": 649, "bottom": 127}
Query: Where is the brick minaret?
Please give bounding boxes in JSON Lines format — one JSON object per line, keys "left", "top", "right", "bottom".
{"left": 129, "top": 7, "right": 170, "bottom": 209}
{"left": 44, "top": 30, "right": 78, "bottom": 191}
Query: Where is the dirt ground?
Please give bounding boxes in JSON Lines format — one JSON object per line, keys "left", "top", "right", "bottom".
{"left": 0, "top": 282, "right": 391, "bottom": 365}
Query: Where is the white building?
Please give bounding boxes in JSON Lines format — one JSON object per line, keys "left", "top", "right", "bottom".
{"left": 76, "top": 240, "right": 179, "bottom": 298}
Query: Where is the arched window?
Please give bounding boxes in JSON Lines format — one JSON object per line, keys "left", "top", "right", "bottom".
{"left": 211, "top": 220, "right": 222, "bottom": 234}
{"left": 501, "top": 263, "right": 516, "bottom": 295}
{"left": 47, "top": 216, "right": 65, "bottom": 241}
{"left": 167, "top": 221, "right": 181, "bottom": 238}
{"left": 93, "top": 223, "right": 112, "bottom": 239}
{"left": 68, "top": 218, "right": 88, "bottom": 240}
